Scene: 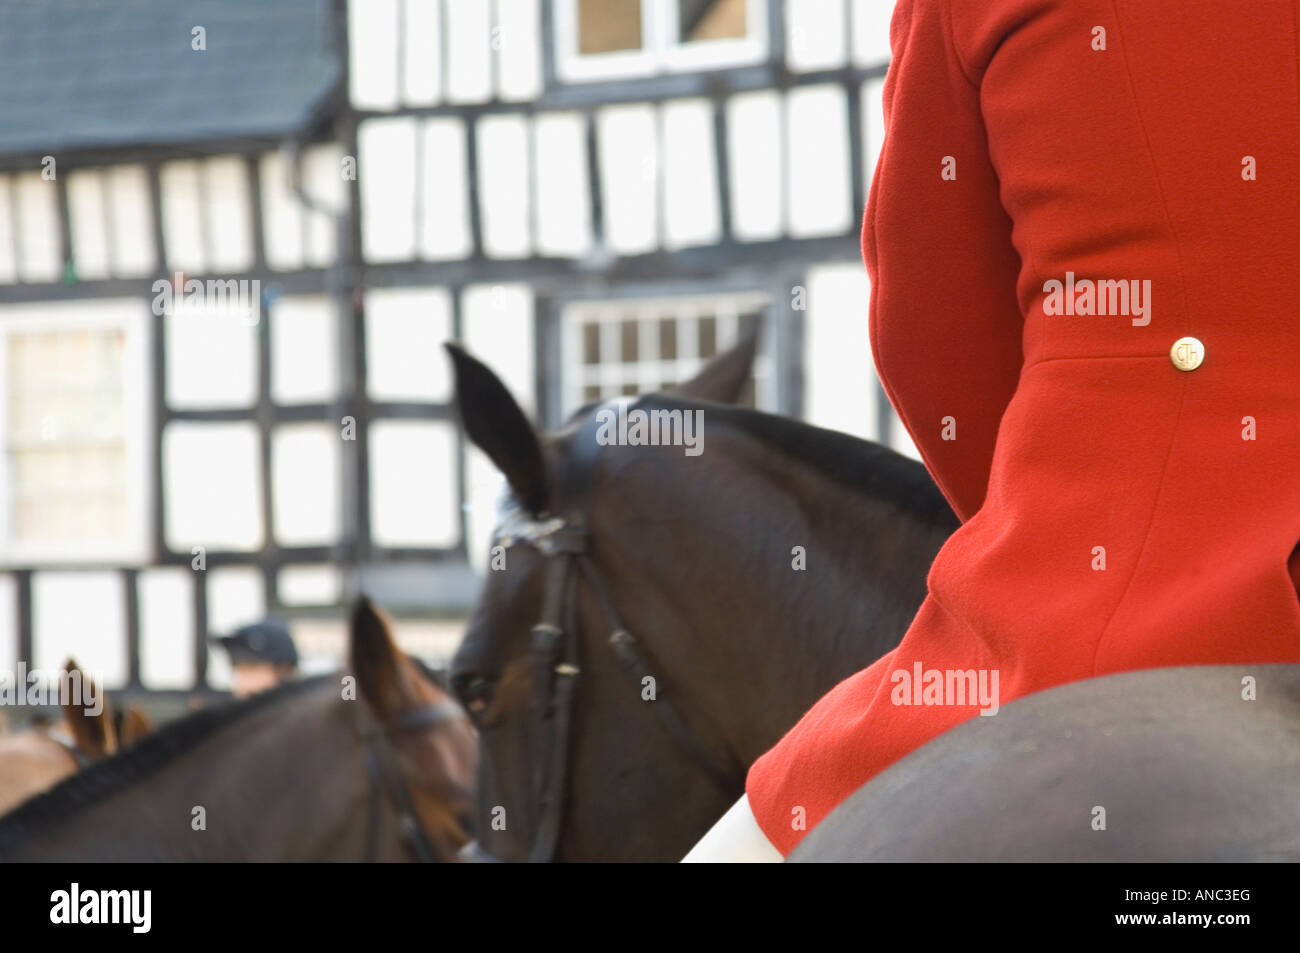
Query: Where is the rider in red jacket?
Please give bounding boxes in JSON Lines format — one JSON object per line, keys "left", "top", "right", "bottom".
{"left": 734, "top": 0, "right": 1300, "bottom": 857}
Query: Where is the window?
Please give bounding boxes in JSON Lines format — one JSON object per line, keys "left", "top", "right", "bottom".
{"left": 561, "top": 291, "right": 773, "bottom": 413}
{"left": 159, "top": 155, "right": 254, "bottom": 274}
{"left": 0, "top": 299, "right": 151, "bottom": 564}
{"left": 556, "top": 0, "right": 768, "bottom": 82}
{"left": 65, "top": 165, "right": 157, "bottom": 280}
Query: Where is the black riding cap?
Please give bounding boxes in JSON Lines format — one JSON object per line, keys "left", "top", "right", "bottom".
{"left": 210, "top": 618, "right": 298, "bottom": 667}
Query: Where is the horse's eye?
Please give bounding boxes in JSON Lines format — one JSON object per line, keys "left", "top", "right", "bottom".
{"left": 452, "top": 674, "right": 496, "bottom": 716}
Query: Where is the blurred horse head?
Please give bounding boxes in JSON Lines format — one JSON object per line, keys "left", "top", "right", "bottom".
{"left": 0, "top": 659, "right": 153, "bottom": 816}
{"left": 0, "top": 599, "right": 477, "bottom": 860}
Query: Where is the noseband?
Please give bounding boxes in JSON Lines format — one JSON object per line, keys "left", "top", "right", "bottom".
{"left": 473, "top": 403, "right": 747, "bottom": 863}
{"left": 356, "top": 696, "right": 465, "bottom": 863}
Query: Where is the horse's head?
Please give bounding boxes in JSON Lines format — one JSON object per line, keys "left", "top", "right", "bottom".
{"left": 0, "top": 660, "right": 131, "bottom": 816}
{"left": 447, "top": 336, "right": 762, "bottom": 861}
{"left": 348, "top": 596, "right": 478, "bottom": 861}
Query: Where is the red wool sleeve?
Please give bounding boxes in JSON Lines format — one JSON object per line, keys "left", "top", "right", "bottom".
{"left": 863, "top": 0, "right": 1024, "bottom": 523}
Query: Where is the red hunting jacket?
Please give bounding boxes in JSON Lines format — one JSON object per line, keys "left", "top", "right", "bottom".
{"left": 746, "top": 0, "right": 1300, "bottom": 855}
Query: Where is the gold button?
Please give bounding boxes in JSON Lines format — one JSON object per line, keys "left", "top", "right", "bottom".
{"left": 1170, "top": 336, "right": 1204, "bottom": 372}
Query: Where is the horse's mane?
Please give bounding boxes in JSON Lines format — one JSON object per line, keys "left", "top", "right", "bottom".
{"left": 0, "top": 674, "right": 331, "bottom": 851}
{"left": 567, "top": 394, "right": 958, "bottom": 529}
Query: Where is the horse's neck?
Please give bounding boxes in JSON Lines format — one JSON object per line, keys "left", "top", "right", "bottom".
{"left": 11, "top": 687, "right": 365, "bottom": 861}
{"left": 623, "top": 437, "right": 949, "bottom": 757}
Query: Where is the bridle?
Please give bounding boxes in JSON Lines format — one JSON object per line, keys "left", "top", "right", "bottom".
{"left": 355, "top": 694, "right": 466, "bottom": 863}
{"left": 467, "top": 402, "right": 748, "bottom": 863}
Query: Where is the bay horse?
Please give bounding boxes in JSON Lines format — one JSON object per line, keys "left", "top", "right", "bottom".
{"left": 0, "top": 598, "right": 476, "bottom": 861}
{"left": 0, "top": 660, "right": 152, "bottom": 816}
{"left": 446, "top": 336, "right": 957, "bottom": 861}
{"left": 789, "top": 664, "right": 1300, "bottom": 861}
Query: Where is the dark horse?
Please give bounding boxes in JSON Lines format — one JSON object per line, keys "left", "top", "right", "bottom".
{"left": 0, "top": 598, "right": 477, "bottom": 861}
{"left": 447, "top": 336, "right": 957, "bottom": 861}
{"left": 790, "top": 664, "right": 1300, "bottom": 861}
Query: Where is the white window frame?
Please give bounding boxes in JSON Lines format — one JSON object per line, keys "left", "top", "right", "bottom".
{"left": 555, "top": 0, "right": 769, "bottom": 83}
{"left": 0, "top": 299, "right": 153, "bottom": 566}
{"left": 561, "top": 290, "right": 775, "bottom": 415}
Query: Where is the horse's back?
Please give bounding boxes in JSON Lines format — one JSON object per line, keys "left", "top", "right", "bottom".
{"left": 0, "top": 733, "right": 79, "bottom": 817}
{"left": 789, "top": 665, "right": 1300, "bottom": 862}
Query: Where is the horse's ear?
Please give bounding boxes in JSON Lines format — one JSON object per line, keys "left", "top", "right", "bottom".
{"left": 117, "top": 706, "right": 153, "bottom": 746}
{"left": 60, "top": 658, "right": 117, "bottom": 758}
{"left": 670, "top": 327, "right": 759, "bottom": 404}
{"left": 349, "top": 596, "right": 413, "bottom": 721}
{"left": 445, "top": 342, "right": 548, "bottom": 515}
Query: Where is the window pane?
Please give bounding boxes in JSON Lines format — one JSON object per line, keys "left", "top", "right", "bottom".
{"left": 67, "top": 170, "right": 111, "bottom": 280}
{"left": 535, "top": 112, "right": 591, "bottom": 256}
{"left": 32, "top": 572, "right": 127, "bottom": 688}
{"left": 163, "top": 422, "right": 264, "bottom": 551}
{"left": 359, "top": 118, "right": 417, "bottom": 263}
{"left": 698, "top": 314, "right": 717, "bottom": 356}
{"left": 272, "top": 424, "right": 340, "bottom": 546}
{"left": 5, "top": 323, "right": 129, "bottom": 553}
{"left": 786, "top": 85, "right": 852, "bottom": 237}
{"left": 368, "top": 421, "right": 459, "bottom": 548}
{"left": 260, "top": 151, "right": 304, "bottom": 271}
{"left": 658, "top": 319, "right": 677, "bottom": 359}
{"left": 445, "top": 0, "right": 493, "bottom": 102}
{"left": 278, "top": 564, "right": 342, "bottom": 606}
{"left": 348, "top": 0, "right": 400, "bottom": 110}
{"left": 583, "top": 322, "right": 601, "bottom": 364}
{"left": 598, "top": 105, "right": 658, "bottom": 253}
{"left": 420, "top": 119, "right": 472, "bottom": 260}
{"left": 727, "top": 91, "right": 783, "bottom": 240}
{"left": 477, "top": 115, "right": 531, "bottom": 258}
{"left": 579, "top": 0, "right": 642, "bottom": 53}
{"left": 204, "top": 156, "right": 254, "bottom": 272}
{"left": 138, "top": 568, "right": 194, "bottom": 690}
{"left": 164, "top": 297, "right": 259, "bottom": 409}
{"left": 364, "top": 287, "right": 452, "bottom": 401}
{"left": 302, "top": 144, "right": 346, "bottom": 266}
{"left": 271, "top": 295, "right": 338, "bottom": 404}
{"left": 620, "top": 318, "right": 639, "bottom": 362}
{"left": 106, "top": 164, "right": 157, "bottom": 278}
{"left": 159, "top": 160, "right": 206, "bottom": 273}
{"left": 14, "top": 173, "right": 61, "bottom": 282}
{"left": 462, "top": 284, "right": 536, "bottom": 412}
{"left": 662, "top": 98, "right": 721, "bottom": 248}
{"left": 786, "top": 0, "right": 846, "bottom": 71}
{"left": 497, "top": 0, "right": 543, "bottom": 101}
{"left": 0, "top": 176, "right": 17, "bottom": 283}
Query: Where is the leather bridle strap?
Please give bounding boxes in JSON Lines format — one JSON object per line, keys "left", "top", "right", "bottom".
{"left": 360, "top": 697, "right": 464, "bottom": 863}
{"left": 527, "top": 530, "right": 585, "bottom": 864}
{"left": 577, "top": 556, "right": 746, "bottom": 798}
{"left": 523, "top": 522, "right": 746, "bottom": 863}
